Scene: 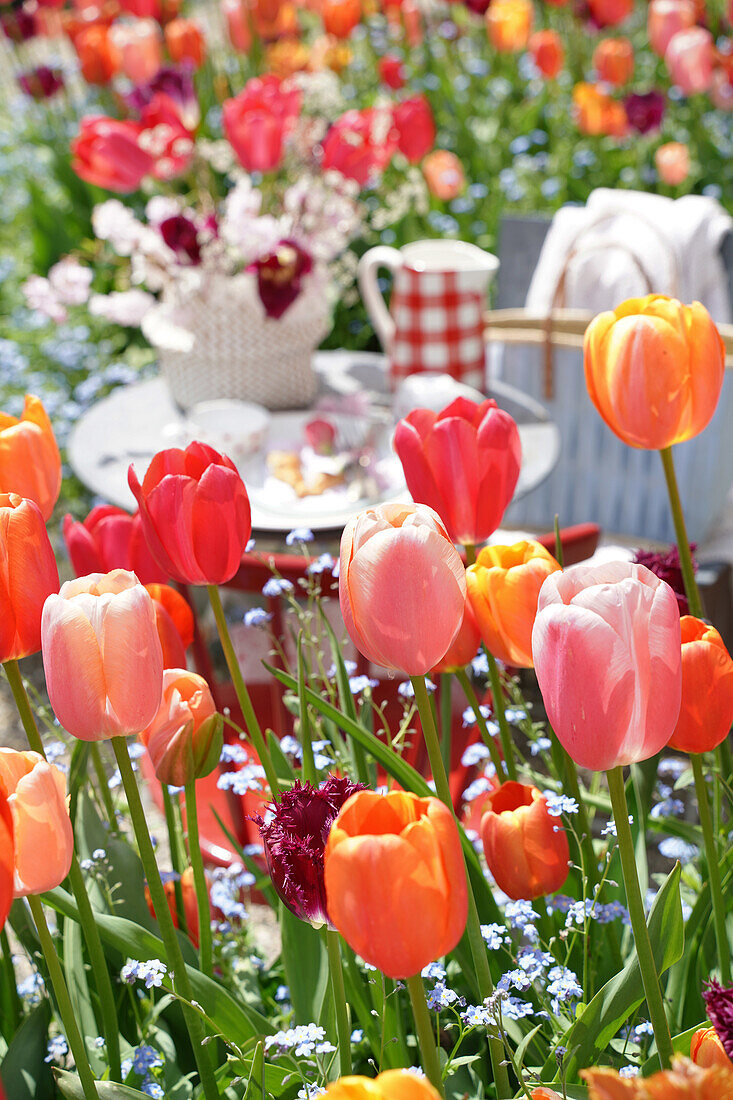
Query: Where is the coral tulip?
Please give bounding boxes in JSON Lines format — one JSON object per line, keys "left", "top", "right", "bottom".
{"left": 648, "top": 0, "right": 696, "bottom": 56}
{"left": 582, "top": 1057, "right": 733, "bottom": 1097}
{"left": 588, "top": 0, "right": 632, "bottom": 25}
{"left": 221, "top": 0, "right": 251, "bottom": 51}
{"left": 529, "top": 30, "right": 564, "bottom": 78}
{"left": 321, "top": 107, "right": 397, "bottom": 186}
{"left": 481, "top": 782, "right": 569, "bottom": 900}
{"left": 0, "top": 789, "right": 12, "bottom": 930}
{"left": 0, "top": 749, "right": 73, "bottom": 896}
{"left": 466, "top": 540, "right": 561, "bottom": 668}
{"left": 74, "top": 23, "right": 120, "bottom": 83}
{"left": 655, "top": 140, "right": 690, "bottom": 185}
{"left": 72, "top": 115, "right": 154, "bottom": 192}
{"left": 667, "top": 617, "right": 733, "bottom": 753}
{"left": 129, "top": 442, "right": 251, "bottom": 586}
{"left": 42, "top": 570, "right": 163, "bottom": 741}
{"left": 531, "top": 1091, "right": 564, "bottom": 1100}
{"left": 665, "top": 26, "right": 713, "bottom": 94}
{"left": 532, "top": 561, "right": 682, "bottom": 771}
{"left": 257, "top": 775, "right": 365, "bottom": 926}
{"left": 146, "top": 583, "right": 194, "bottom": 669}
{"left": 324, "top": 789, "right": 468, "bottom": 978}
{"left": 323, "top": 1070, "right": 441, "bottom": 1100}
{"left": 432, "top": 596, "right": 481, "bottom": 673}
{"left": 146, "top": 866, "right": 203, "bottom": 947}
{"left": 486, "top": 0, "right": 533, "bottom": 51}
{"left": 0, "top": 494, "right": 59, "bottom": 663}
{"left": 573, "top": 82, "right": 628, "bottom": 136}
{"left": 584, "top": 294, "right": 725, "bottom": 450}
{"left": 691, "top": 1027, "right": 733, "bottom": 1069}
{"left": 164, "top": 17, "right": 206, "bottom": 67}
{"left": 140, "top": 668, "right": 222, "bottom": 787}
{"left": 393, "top": 397, "right": 521, "bottom": 547}
{"left": 393, "top": 95, "right": 435, "bottom": 163}
{"left": 63, "top": 505, "right": 167, "bottom": 584}
{"left": 110, "top": 19, "right": 162, "bottom": 84}
{"left": 223, "top": 75, "right": 302, "bottom": 173}
{"left": 0, "top": 394, "right": 61, "bottom": 520}
{"left": 422, "top": 150, "right": 465, "bottom": 200}
{"left": 339, "top": 502, "right": 466, "bottom": 675}
{"left": 593, "top": 37, "right": 634, "bottom": 85}
{"left": 322, "top": 0, "right": 361, "bottom": 36}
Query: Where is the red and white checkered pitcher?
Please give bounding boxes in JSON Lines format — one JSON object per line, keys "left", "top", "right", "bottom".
{"left": 357, "top": 239, "right": 499, "bottom": 390}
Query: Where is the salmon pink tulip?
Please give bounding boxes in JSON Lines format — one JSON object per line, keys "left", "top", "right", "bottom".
{"left": 128, "top": 442, "right": 252, "bottom": 586}
{"left": 0, "top": 749, "right": 73, "bottom": 896}
{"left": 323, "top": 1070, "right": 441, "bottom": 1100}
{"left": 0, "top": 789, "right": 12, "bottom": 930}
{"left": 394, "top": 397, "right": 521, "bottom": 547}
{"left": 532, "top": 561, "right": 682, "bottom": 771}
{"left": 42, "top": 570, "right": 163, "bottom": 741}
{"left": 0, "top": 494, "right": 60, "bottom": 664}
{"left": 667, "top": 617, "right": 733, "bottom": 754}
{"left": 422, "top": 150, "right": 465, "bottom": 200}
{"left": 324, "top": 790, "right": 468, "bottom": 978}
{"left": 63, "top": 505, "right": 167, "bottom": 584}
{"left": 110, "top": 19, "right": 162, "bottom": 84}
{"left": 222, "top": 0, "right": 251, "bottom": 50}
{"left": 691, "top": 1027, "right": 733, "bottom": 1069}
{"left": 655, "top": 141, "right": 690, "bottom": 185}
{"left": 140, "top": 668, "right": 222, "bottom": 787}
{"left": 339, "top": 502, "right": 466, "bottom": 675}
{"left": 0, "top": 394, "right": 61, "bottom": 520}
{"left": 593, "top": 37, "right": 634, "bottom": 85}
{"left": 665, "top": 26, "right": 713, "bottom": 94}
{"left": 481, "top": 782, "right": 569, "bottom": 899}
{"left": 584, "top": 295, "right": 725, "bottom": 450}
{"left": 648, "top": 0, "right": 696, "bottom": 56}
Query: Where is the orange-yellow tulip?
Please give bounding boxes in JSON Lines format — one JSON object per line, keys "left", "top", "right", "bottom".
{"left": 480, "top": 781, "right": 569, "bottom": 900}
{"left": 0, "top": 788, "right": 12, "bottom": 930}
{"left": 573, "top": 82, "right": 628, "bottom": 136}
{"left": 0, "top": 749, "right": 73, "bottom": 896}
{"left": 323, "top": 1071, "right": 441, "bottom": 1100}
{"left": 584, "top": 295, "right": 725, "bottom": 450}
{"left": 140, "top": 668, "right": 222, "bottom": 787}
{"left": 531, "top": 1090, "right": 564, "bottom": 1100}
{"left": 324, "top": 790, "right": 468, "bottom": 978}
{"left": 668, "top": 617, "right": 733, "bottom": 754}
{"left": 582, "top": 1056, "right": 733, "bottom": 1097}
{"left": 0, "top": 395, "right": 61, "bottom": 520}
{"left": 486, "top": 0, "right": 532, "bottom": 51}
{"left": 466, "top": 540, "right": 561, "bottom": 667}
{"left": 691, "top": 1027, "right": 733, "bottom": 1069}
{"left": 0, "top": 494, "right": 59, "bottom": 663}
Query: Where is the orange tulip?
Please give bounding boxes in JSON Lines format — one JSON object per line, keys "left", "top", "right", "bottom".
{"left": 531, "top": 1090, "right": 564, "bottom": 1100}
{"left": 0, "top": 788, "right": 13, "bottom": 931}
{"left": 573, "top": 82, "right": 628, "bottom": 136}
{"left": 593, "top": 37, "right": 634, "bottom": 85}
{"left": 529, "top": 30, "right": 564, "bottom": 78}
{"left": 0, "top": 749, "right": 73, "bottom": 896}
{"left": 422, "top": 150, "right": 465, "bottom": 201}
{"left": 146, "top": 866, "right": 205, "bottom": 947}
{"left": 432, "top": 596, "right": 481, "bottom": 673}
{"left": 109, "top": 18, "right": 162, "bottom": 83}
{"left": 691, "top": 1028, "right": 733, "bottom": 1069}
{"left": 0, "top": 494, "right": 59, "bottom": 663}
{"left": 323, "top": 1071, "right": 441, "bottom": 1100}
{"left": 466, "top": 540, "right": 561, "bottom": 668}
{"left": 324, "top": 790, "right": 468, "bottom": 978}
{"left": 655, "top": 141, "right": 690, "bottom": 186}
{"left": 0, "top": 395, "right": 61, "bottom": 520}
{"left": 139, "top": 668, "right": 222, "bottom": 787}
{"left": 164, "top": 17, "right": 206, "bottom": 66}
{"left": 480, "top": 781, "right": 569, "bottom": 900}
{"left": 486, "top": 0, "right": 532, "bottom": 51}
{"left": 322, "top": 0, "right": 360, "bottom": 36}
{"left": 74, "top": 23, "right": 121, "bottom": 83}
{"left": 145, "top": 583, "right": 194, "bottom": 669}
{"left": 584, "top": 295, "right": 725, "bottom": 450}
{"left": 221, "top": 0, "right": 251, "bottom": 50}
{"left": 582, "top": 1056, "right": 733, "bottom": 1097}
{"left": 666, "top": 617, "right": 733, "bottom": 753}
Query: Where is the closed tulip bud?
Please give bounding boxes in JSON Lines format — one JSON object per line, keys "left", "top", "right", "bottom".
{"left": 0, "top": 789, "right": 13, "bottom": 931}
{"left": 0, "top": 494, "right": 60, "bottom": 663}
{"left": 593, "top": 37, "right": 634, "bottom": 85}
{"left": 164, "top": 17, "right": 206, "bottom": 67}
{"left": 422, "top": 149, "right": 465, "bottom": 200}
{"left": 393, "top": 95, "right": 435, "bottom": 164}
{"left": 665, "top": 26, "right": 713, "bottom": 94}
{"left": 666, "top": 617, "right": 733, "bottom": 754}
{"left": 432, "top": 596, "right": 480, "bottom": 673}
{"left": 0, "top": 749, "right": 73, "bottom": 896}
{"left": 63, "top": 505, "right": 167, "bottom": 584}
{"left": 324, "top": 790, "right": 468, "bottom": 977}
{"left": 486, "top": 0, "right": 533, "bottom": 51}
{"left": 394, "top": 397, "right": 521, "bottom": 547}
{"left": 531, "top": 1091, "right": 564, "bottom": 1100}
{"left": 480, "top": 781, "right": 569, "bottom": 900}
{"left": 339, "top": 502, "right": 466, "bottom": 675}
{"left": 42, "top": 569, "right": 163, "bottom": 741}
{"left": 146, "top": 866, "right": 205, "bottom": 947}
{"left": 322, "top": 0, "right": 361, "bottom": 36}
{"left": 221, "top": 0, "right": 251, "bottom": 51}
{"left": 655, "top": 140, "right": 690, "bottom": 186}
{"left": 691, "top": 1027, "right": 733, "bottom": 1069}
{"left": 323, "top": 1070, "right": 441, "bottom": 1100}
{"left": 529, "top": 30, "right": 564, "bottom": 78}
{"left": 588, "top": 0, "right": 632, "bottom": 25}
{"left": 145, "top": 583, "right": 194, "bottom": 669}
{"left": 0, "top": 395, "right": 61, "bottom": 521}
{"left": 466, "top": 540, "right": 561, "bottom": 668}
{"left": 140, "top": 668, "right": 221, "bottom": 786}
{"left": 584, "top": 295, "right": 725, "bottom": 450}
{"left": 532, "top": 561, "right": 682, "bottom": 771}
{"left": 257, "top": 775, "right": 366, "bottom": 926}
{"left": 129, "top": 442, "right": 252, "bottom": 586}
{"left": 648, "top": 0, "right": 696, "bottom": 56}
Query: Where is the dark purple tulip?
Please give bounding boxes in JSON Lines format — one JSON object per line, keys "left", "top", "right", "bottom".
{"left": 1, "top": 6, "right": 36, "bottom": 41}
{"left": 252, "top": 239, "right": 313, "bottom": 320}
{"left": 633, "top": 543, "right": 695, "bottom": 616}
{"left": 257, "top": 775, "right": 365, "bottom": 926}
{"left": 704, "top": 980, "right": 733, "bottom": 1060}
{"left": 18, "top": 66, "right": 64, "bottom": 99}
{"left": 624, "top": 90, "right": 665, "bottom": 133}
{"left": 160, "top": 214, "right": 202, "bottom": 264}
{"left": 125, "top": 65, "right": 199, "bottom": 129}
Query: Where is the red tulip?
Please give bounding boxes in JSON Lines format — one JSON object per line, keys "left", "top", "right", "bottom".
{"left": 71, "top": 116, "right": 154, "bottom": 192}
{"left": 119, "top": 0, "right": 163, "bottom": 18}
{"left": 393, "top": 397, "right": 521, "bottom": 546}
{"left": 393, "top": 95, "right": 435, "bottom": 163}
{"left": 321, "top": 108, "right": 397, "bottom": 186}
{"left": 129, "top": 442, "right": 252, "bottom": 586}
{"left": 0, "top": 788, "right": 13, "bottom": 931}
{"left": 63, "top": 505, "right": 167, "bottom": 584}
{"left": 164, "top": 17, "right": 206, "bottom": 67}
{"left": 223, "top": 75, "right": 301, "bottom": 173}
{"left": 588, "top": 0, "right": 632, "bottom": 26}
{"left": 480, "top": 781, "right": 570, "bottom": 899}
{"left": 379, "top": 53, "right": 406, "bottom": 89}
{"left": 138, "top": 92, "right": 195, "bottom": 180}
{"left": 529, "top": 29, "right": 564, "bottom": 78}
{"left": 0, "top": 494, "right": 60, "bottom": 664}
{"left": 146, "top": 583, "right": 194, "bottom": 669}
{"left": 665, "top": 26, "right": 713, "bottom": 94}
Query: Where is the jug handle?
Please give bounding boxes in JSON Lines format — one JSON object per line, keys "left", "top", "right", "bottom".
{"left": 357, "top": 246, "right": 403, "bottom": 349}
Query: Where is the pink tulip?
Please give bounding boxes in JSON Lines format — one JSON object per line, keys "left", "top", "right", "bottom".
{"left": 41, "top": 569, "right": 163, "bottom": 741}
{"left": 531, "top": 561, "right": 681, "bottom": 771}
{"left": 665, "top": 26, "right": 713, "bottom": 95}
{"left": 647, "top": 0, "right": 695, "bottom": 57}
{"left": 0, "top": 749, "right": 73, "bottom": 896}
{"left": 393, "top": 397, "right": 521, "bottom": 546}
{"left": 339, "top": 502, "right": 466, "bottom": 675}
{"left": 109, "top": 19, "right": 162, "bottom": 84}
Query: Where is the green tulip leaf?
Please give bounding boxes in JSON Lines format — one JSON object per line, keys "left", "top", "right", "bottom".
{"left": 0, "top": 1001, "right": 55, "bottom": 1100}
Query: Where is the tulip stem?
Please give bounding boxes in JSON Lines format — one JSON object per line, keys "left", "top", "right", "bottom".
{"left": 691, "top": 753, "right": 731, "bottom": 984}
{"left": 455, "top": 668, "right": 507, "bottom": 780}
{"left": 405, "top": 973, "right": 444, "bottom": 1095}
{"left": 411, "top": 677, "right": 511, "bottom": 1100}
{"left": 4, "top": 660, "right": 122, "bottom": 1081}
{"left": 112, "top": 737, "right": 220, "bottom": 1100}
{"left": 606, "top": 766, "right": 674, "bottom": 1069}
{"left": 659, "top": 446, "right": 703, "bottom": 619}
{"left": 184, "top": 781, "right": 213, "bottom": 979}
{"left": 90, "top": 743, "right": 118, "bottom": 833}
{"left": 325, "top": 928, "right": 352, "bottom": 1076}
{"left": 162, "top": 785, "right": 188, "bottom": 935}
{"left": 485, "top": 650, "right": 518, "bottom": 782}
{"left": 207, "top": 584, "right": 281, "bottom": 799}
{"left": 26, "top": 893, "right": 100, "bottom": 1100}
{"left": 439, "top": 674, "right": 453, "bottom": 774}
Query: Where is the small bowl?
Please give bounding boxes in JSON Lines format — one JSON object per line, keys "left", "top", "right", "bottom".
{"left": 186, "top": 400, "right": 271, "bottom": 465}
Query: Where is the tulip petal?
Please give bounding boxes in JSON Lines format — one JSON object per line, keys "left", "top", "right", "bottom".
{"left": 10, "top": 760, "right": 73, "bottom": 895}
{"left": 393, "top": 419, "right": 449, "bottom": 526}
{"left": 101, "top": 585, "right": 163, "bottom": 736}
{"left": 422, "top": 416, "right": 480, "bottom": 545}
{"left": 42, "top": 594, "right": 108, "bottom": 741}
{"left": 190, "top": 462, "right": 251, "bottom": 584}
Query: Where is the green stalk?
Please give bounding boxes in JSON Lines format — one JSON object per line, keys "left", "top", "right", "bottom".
{"left": 691, "top": 754, "right": 731, "bottom": 984}
{"left": 410, "top": 676, "right": 511, "bottom": 1099}
{"left": 111, "top": 737, "right": 220, "bottom": 1100}
{"left": 4, "top": 660, "right": 45, "bottom": 755}
{"left": 325, "top": 928, "right": 352, "bottom": 1076}
{"left": 606, "top": 767, "right": 673, "bottom": 1068}
{"left": 0, "top": 927, "right": 22, "bottom": 1033}
{"left": 90, "top": 743, "right": 117, "bottom": 833}
{"left": 207, "top": 584, "right": 281, "bottom": 798}
{"left": 184, "top": 780, "right": 213, "bottom": 979}
{"left": 659, "top": 447, "right": 703, "bottom": 618}
{"left": 485, "top": 650, "right": 518, "bottom": 782}
{"left": 405, "top": 973, "right": 444, "bottom": 1096}
{"left": 455, "top": 667, "right": 507, "bottom": 779}
{"left": 26, "top": 894, "right": 100, "bottom": 1100}
{"left": 439, "top": 673, "right": 453, "bottom": 774}
{"left": 162, "top": 785, "right": 188, "bottom": 935}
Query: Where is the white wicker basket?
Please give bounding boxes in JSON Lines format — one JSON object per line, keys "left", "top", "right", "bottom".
{"left": 150, "top": 270, "right": 331, "bottom": 411}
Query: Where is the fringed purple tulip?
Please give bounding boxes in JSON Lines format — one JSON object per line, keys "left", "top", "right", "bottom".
{"left": 704, "top": 980, "right": 733, "bottom": 1061}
